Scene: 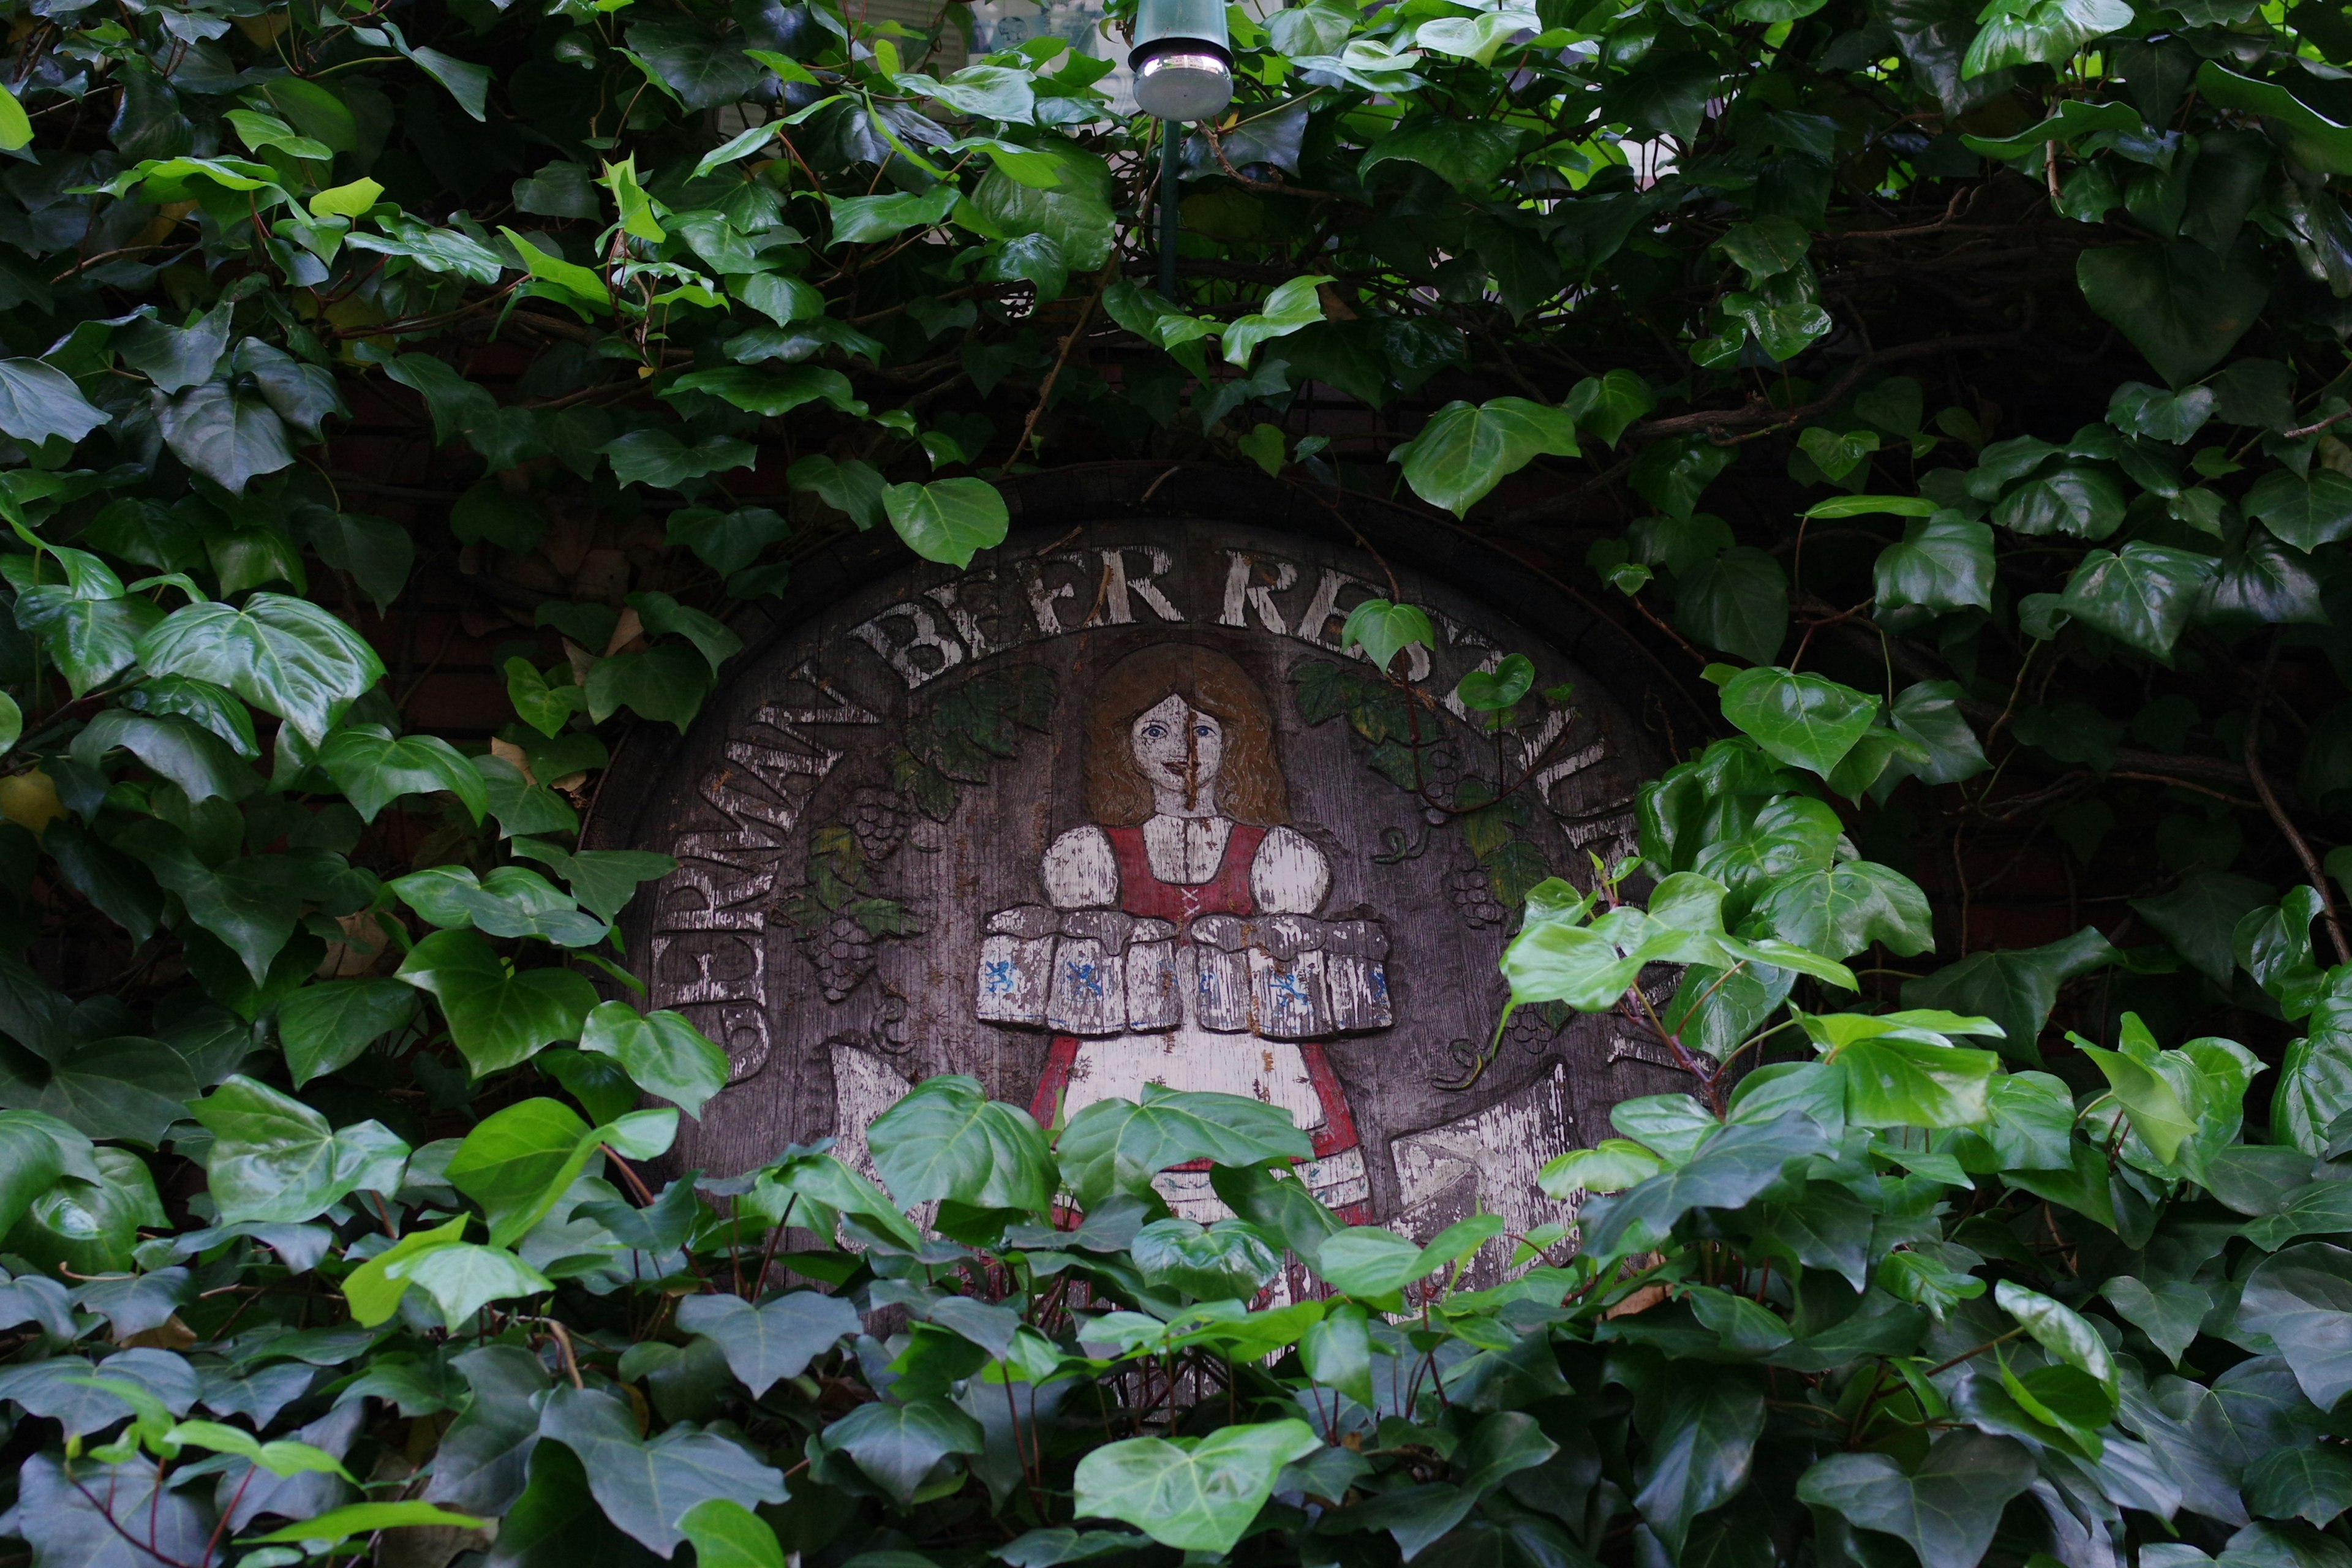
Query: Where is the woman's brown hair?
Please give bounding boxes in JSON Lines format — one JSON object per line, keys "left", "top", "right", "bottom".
{"left": 1085, "top": 643, "right": 1289, "bottom": 826}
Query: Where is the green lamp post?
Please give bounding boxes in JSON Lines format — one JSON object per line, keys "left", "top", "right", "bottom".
{"left": 1129, "top": 0, "right": 1232, "bottom": 298}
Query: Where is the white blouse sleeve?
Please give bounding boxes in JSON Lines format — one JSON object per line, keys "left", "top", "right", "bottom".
{"left": 1251, "top": 827, "right": 1330, "bottom": 914}
{"left": 1042, "top": 826, "right": 1120, "bottom": 909}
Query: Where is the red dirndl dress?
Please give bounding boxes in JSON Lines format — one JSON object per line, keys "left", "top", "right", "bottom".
{"left": 1028, "top": 823, "right": 1365, "bottom": 1218}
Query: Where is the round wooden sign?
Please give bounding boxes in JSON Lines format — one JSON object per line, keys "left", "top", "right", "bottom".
{"left": 594, "top": 505, "right": 1692, "bottom": 1240}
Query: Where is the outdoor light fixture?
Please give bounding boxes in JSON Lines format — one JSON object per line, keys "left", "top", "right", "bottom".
{"left": 1130, "top": 0, "right": 1234, "bottom": 123}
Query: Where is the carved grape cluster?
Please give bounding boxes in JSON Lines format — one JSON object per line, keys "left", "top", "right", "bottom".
{"left": 1447, "top": 863, "right": 1508, "bottom": 928}
{"left": 847, "top": 786, "right": 911, "bottom": 863}
{"left": 812, "top": 914, "right": 879, "bottom": 1003}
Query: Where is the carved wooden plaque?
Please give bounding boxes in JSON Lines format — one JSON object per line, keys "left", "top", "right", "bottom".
{"left": 595, "top": 516, "right": 1689, "bottom": 1238}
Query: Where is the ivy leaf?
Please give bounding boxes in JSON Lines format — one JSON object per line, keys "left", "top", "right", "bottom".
{"left": 1359, "top": 119, "right": 1523, "bottom": 189}
{"left": 1825, "top": 1031, "right": 1998, "bottom": 1128}
{"left": 866, "top": 1072, "right": 1052, "bottom": 1209}
{"left": 1993, "top": 1280, "right": 2119, "bottom": 1393}
{"left": 1224, "top": 276, "right": 1331, "bottom": 369}
{"left": 138, "top": 594, "right": 385, "bottom": 744}
{"left": 1537, "top": 1139, "right": 1665, "bottom": 1197}
{"left": 2057, "top": 542, "right": 2222, "bottom": 660}
{"left": 1564, "top": 368, "right": 1656, "bottom": 445}
{"left": 1875, "top": 513, "right": 1994, "bottom": 614}
{"left": 2237, "top": 1243, "right": 2352, "bottom": 1409}
{"left": 675, "top": 1293, "right": 861, "bottom": 1398}
{"left": 1675, "top": 548, "right": 1788, "bottom": 665}
{"left": 154, "top": 383, "right": 297, "bottom": 494}
{"left": 790, "top": 455, "right": 889, "bottom": 530}
{"left": 447, "top": 1096, "right": 675, "bottom": 1247}
{"left": 972, "top": 148, "right": 1117, "bottom": 269}
{"left": 2244, "top": 469, "right": 2352, "bottom": 552}
{"left": 2196, "top": 62, "right": 2352, "bottom": 176}
{"left": 0, "top": 360, "right": 107, "bottom": 445}
{"left": 2077, "top": 239, "right": 2271, "bottom": 386}
{"left": 513, "top": 845, "right": 676, "bottom": 923}
{"left": 2131, "top": 870, "right": 2272, "bottom": 986}
{"left": 623, "top": 20, "right": 765, "bottom": 111}
{"left": 1315, "top": 1225, "right": 1427, "bottom": 1299}
{"left": 0, "top": 83, "right": 28, "bottom": 151}
{"left": 2245, "top": 1449, "right": 2352, "bottom": 1528}
{"left": 1072, "top": 1420, "right": 1323, "bottom": 1554}
{"left": 1900, "top": 926, "right": 2114, "bottom": 1065}
{"left": 304, "top": 509, "right": 414, "bottom": 613}
{"left": 1992, "top": 465, "right": 2125, "bottom": 539}
{"left": 277, "top": 978, "right": 417, "bottom": 1086}
{"left": 396, "top": 929, "right": 598, "bottom": 1075}
{"left": 601, "top": 430, "right": 756, "bottom": 491}
{"left": 1961, "top": 0, "right": 2131, "bottom": 75}
{"left": 883, "top": 477, "right": 1008, "bottom": 568}
{"left": 1580, "top": 1117, "right": 1828, "bottom": 1255}
{"left": 666, "top": 506, "right": 790, "bottom": 579}
{"left": 2074, "top": 1042, "right": 2198, "bottom": 1165}
{"left": 1796, "top": 1433, "right": 2036, "bottom": 1568}
{"left": 191, "top": 1074, "right": 409, "bottom": 1224}
{"left": 70, "top": 710, "right": 256, "bottom": 804}
{"left": 318, "top": 726, "right": 488, "bottom": 823}
{"left": 15, "top": 1456, "right": 211, "bottom": 1568}
{"left": 1389, "top": 398, "right": 1578, "bottom": 516}
{"left": 823, "top": 1398, "right": 987, "bottom": 1507}
{"left": 578, "top": 1001, "right": 728, "bottom": 1119}
{"left": 2109, "top": 381, "right": 2216, "bottom": 442}
{"left": 584, "top": 643, "right": 714, "bottom": 731}
{"left": 0, "top": 1035, "right": 199, "bottom": 1145}
{"left": 1757, "top": 861, "right": 1934, "bottom": 959}
{"left": 1057, "top": 1088, "right": 1314, "bottom": 1208}
{"left": 827, "top": 186, "right": 962, "bottom": 246}
{"left": 666, "top": 366, "right": 865, "bottom": 420}
{"left": 1339, "top": 599, "right": 1436, "bottom": 676}
{"left": 1635, "top": 1379, "right": 1766, "bottom": 1556}
{"left": 391, "top": 865, "right": 604, "bottom": 948}
{"left": 345, "top": 1219, "right": 555, "bottom": 1331}
{"left": 679, "top": 1499, "right": 786, "bottom": 1568}
{"left": 1717, "top": 667, "right": 1877, "bottom": 776}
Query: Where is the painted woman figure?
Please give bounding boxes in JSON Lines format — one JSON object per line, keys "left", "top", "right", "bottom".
{"left": 975, "top": 643, "right": 1387, "bottom": 1220}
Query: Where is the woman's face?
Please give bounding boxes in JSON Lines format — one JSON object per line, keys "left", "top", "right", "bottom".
{"left": 1130, "top": 693, "right": 1224, "bottom": 807}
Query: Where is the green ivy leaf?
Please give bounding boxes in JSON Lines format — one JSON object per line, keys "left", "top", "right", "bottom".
{"left": 319, "top": 725, "right": 488, "bottom": 824}
{"left": 1675, "top": 548, "right": 1788, "bottom": 665}
{"left": 1338, "top": 599, "right": 1436, "bottom": 676}
{"left": 882, "top": 477, "right": 1009, "bottom": 568}
{"left": 1874, "top": 513, "right": 1994, "bottom": 614}
{"left": 2244, "top": 469, "right": 2352, "bottom": 552}
{"left": 822, "top": 1398, "right": 987, "bottom": 1508}
{"left": 2077, "top": 239, "right": 2271, "bottom": 387}
{"left": 1072, "top": 1420, "right": 1323, "bottom": 1554}
{"left": 865, "top": 1072, "right": 1052, "bottom": 1209}
{"left": 1717, "top": 667, "right": 1877, "bottom": 776}
{"left": 396, "top": 929, "right": 598, "bottom": 1075}
{"left": 1057, "top": 1088, "right": 1314, "bottom": 1208}
{"left": 191, "top": 1074, "right": 409, "bottom": 1224}
{"left": 1389, "top": 398, "right": 1578, "bottom": 516}
{"left": 2056, "top": 541, "right": 2222, "bottom": 660}
{"left": 138, "top": 594, "right": 385, "bottom": 744}
{"left": 579, "top": 1001, "right": 729, "bottom": 1120}
{"left": 277, "top": 978, "right": 416, "bottom": 1086}
{"left": 1796, "top": 1433, "right": 2036, "bottom": 1568}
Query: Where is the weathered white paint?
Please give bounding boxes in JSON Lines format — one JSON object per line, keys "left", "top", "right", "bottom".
{"left": 1139, "top": 813, "right": 1233, "bottom": 883}
{"left": 1042, "top": 826, "right": 1119, "bottom": 908}
{"left": 1066, "top": 1024, "right": 1329, "bottom": 1131}
{"left": 1251, "top": 826, "right": 1329, "bottom": 914}
{"left": 827, "top": 1041, "right": 912, "bottom": 1185}
{"left": 1390, "top": 1062, "right": 1577, "bottom": 1267}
